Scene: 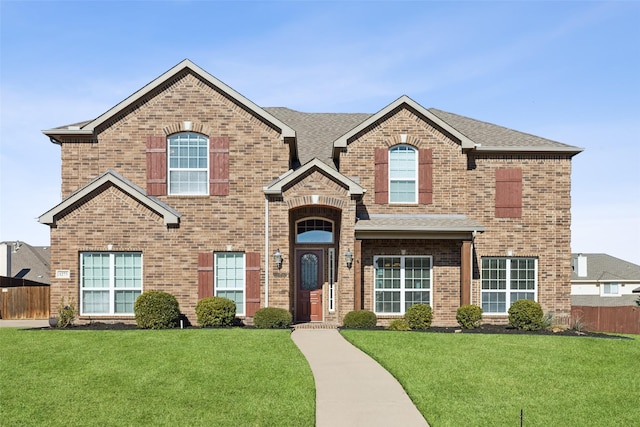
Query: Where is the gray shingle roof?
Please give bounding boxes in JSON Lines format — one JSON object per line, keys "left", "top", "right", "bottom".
{"left": 355, "top": 214, "right": 484, "bottom": 238}
{"left": 265, "top": 107, "right": 371, "bottom": 167}
{"left": 571, "top": 294, "right": 639, "bottom": 307}
{"left": 571, "top": 253, "right": 640, "bottom": 281}
{"left": 1, "top": 241, "right": 50, "bottom": 284}
{"left": 428, "top": 108, "right": 578, "bottom": 150}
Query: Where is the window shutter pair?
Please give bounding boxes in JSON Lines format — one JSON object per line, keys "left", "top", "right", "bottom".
{"left": 374, "top": 148, "right": 433, "bottom": 204}
{"left": 145, "top": 135, "right": 229, "bottom": 196}
{"left": 495, "top": 168, "right": 522, "bottom": 218}
{"left": 197, "top": 252, "right": 261, "bottom": 317}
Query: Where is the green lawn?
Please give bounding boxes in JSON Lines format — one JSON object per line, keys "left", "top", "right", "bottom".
{"left": 341, "top": 330, "right": 640, "bottom": 427}
{"left": 0, "top": 328, "right": 314, "bottom": 426}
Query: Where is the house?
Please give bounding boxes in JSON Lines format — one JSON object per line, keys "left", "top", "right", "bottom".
{"left": 0, "top": 241, "right": 50, "bottom": 284}
{"left": 571, "top": 253, "right": 640, "bottom": 307}
{"left": 39, "top": 59, "right": 582, "bottom": 326}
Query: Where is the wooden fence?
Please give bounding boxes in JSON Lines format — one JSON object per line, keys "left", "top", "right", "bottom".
{"left": 571, "top": 305, "right": 640, "bottom": 335}
{"left": 0, "top": 277, "right": 50, "bottom": 320}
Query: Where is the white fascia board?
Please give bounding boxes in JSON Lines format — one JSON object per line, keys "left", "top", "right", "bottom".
{"left": 333, "top": 95, "right": 475, "bottom": 150}
{"left": 80, "top": 59, "right": 295, "bottom": 138}
{"left": 39, "top": 172, "right": 180, "bottom": 226}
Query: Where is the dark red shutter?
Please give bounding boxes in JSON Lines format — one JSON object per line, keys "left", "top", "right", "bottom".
{"left": 374, "top": 148, "right": 388, "bottom": 204}
{"left": 146, "top": 136, "right": 166, "bottom": 196}
{"left": 210, "top": 136, "right": 229, "bottom": 196}
{"left": 197, "top": 252, "right": 214, "bottom": 299}
{"left": 418, "top": 148, "right": 433, "bottom": 204}
{"left": 245, "top": 252, "right": 261, "bottom": 316}
{"left": 495, "top": 168, "right": 523, "bottom": 218}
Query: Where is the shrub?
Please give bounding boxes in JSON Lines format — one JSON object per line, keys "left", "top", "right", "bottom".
{"left": 405, "top": 304, "right": 433, "bottom": 330}
{"left": 456, "top": 304, "right": 482, "bottom": 329}
{"left": 57, "top": 297, "right": 77, "bottom": 328}
{"left": 253, "top": 307, "right": 292, "bottom": 329}
{"left": 342, "top": 310, "right": 377, "bottom": 328}
{"left": 134, "top": 290, "right": 180, "bottom": 329}
{"left": 508, "top": 299, "right": 544, "bottom": 331}
{"left": 195, "top": 296, "right": 236, "bottom": 327}
{"left": 388, "top": 318, "right": 411, "bottom": 331}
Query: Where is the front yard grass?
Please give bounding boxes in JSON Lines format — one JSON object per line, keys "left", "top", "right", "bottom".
{"left": 341, "top": 330, "right": 639, "bottom": 426}
{"left": 0, "top": 328, "right": 314, "bottom": 426}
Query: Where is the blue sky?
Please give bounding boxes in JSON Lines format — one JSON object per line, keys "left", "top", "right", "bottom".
{"left": 1, "top": 1, "right": 639, "bottom": 264}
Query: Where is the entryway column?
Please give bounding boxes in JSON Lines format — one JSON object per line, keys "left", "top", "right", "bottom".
{"left": 460, "top": 240, "right": 472, "bottom": 306}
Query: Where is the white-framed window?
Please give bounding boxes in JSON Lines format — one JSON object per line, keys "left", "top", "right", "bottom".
{"left": 296, "top": 218, "right": 334, "bottom": 243}
{"left": 168, "top": 132, "right": 209, "bottom": 195}
{"left": 389, "top": 145, "right": 417, "bottom": 203}
{"left": 215, "top": 252, "right": 245, "bottom": 316}
{"left": 374, "top": 256, "right": 432, "bottom": 314}
{"left": 481, "top": 257, "right": 537, "bottom": 314}
{"left": 328, "top": 248, "right": 336, "bottom": 312}
{"left": 601, "top": 283, "right": 620, "bottom": 296}
{"left": 80, "top": 252, "right": 142, "bottom": 315}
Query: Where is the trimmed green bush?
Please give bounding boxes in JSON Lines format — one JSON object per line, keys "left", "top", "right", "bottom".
{"left": 196, "top": 296, "right": 236, "bottom": 327}
{"left": 456, "top": 304, "right": 483, "bottom": 329}
{"left": 508, "top": 299, "right": 544, "bottom": 331}
{"left": 388, "top": 318, "right": 411, "bottom": 331}
{"left": 253, "top": 307, "right": 292, "bottom": 329}
{"left": 405, "top": 304, "right": 433, "bottom": 330}
{"left": 134, "top": 291, "right": 180, "bottom": 329}
{"left": 342, "top": 310, "right": 377, "bottom": 328}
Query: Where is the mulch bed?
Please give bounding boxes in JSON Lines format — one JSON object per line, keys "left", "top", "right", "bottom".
{"left": 43, "top": 322, "right": 631, "bottom": 339}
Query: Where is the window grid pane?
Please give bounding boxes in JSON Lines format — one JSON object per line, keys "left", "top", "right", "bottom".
{"left": 168, "top": 132, "right": 208, "bottom": 195}
{"left": 374, "top": 256, "right": 431, "bottom": 315}
{"left": 215, "top": 253, "right": 245, "bottom": 314}
{"left": 389, "top": 146, "right": 417, "bottom": 203}
{"left": 481, "top": 257, "right": 537, "bottom": 313}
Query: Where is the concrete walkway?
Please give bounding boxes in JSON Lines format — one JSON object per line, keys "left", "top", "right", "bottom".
{"left": 291, "top": 328, "right": 429, "bottom": 427}
{"left": 0, "top": 319, "right": 49, "bottom": 328}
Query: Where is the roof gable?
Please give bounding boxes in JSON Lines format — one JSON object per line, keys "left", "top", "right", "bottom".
{"left": 39, "top": 170, "right": 181, "bottom": 226}
{"left": 333, "top": 95, "right": 476, "bottom": 154}
{"left": 264, "top": 158, "right": 365, "bottom": 197}
{"left": 43, "top": 59, "right": 295, "bottom": 143}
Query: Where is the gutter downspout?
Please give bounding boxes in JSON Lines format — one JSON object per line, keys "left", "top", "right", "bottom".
{"left": 264, "top": 196, "right": 269, "bottom": 307}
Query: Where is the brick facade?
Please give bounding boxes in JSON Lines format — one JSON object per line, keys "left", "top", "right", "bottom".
{"left": 42, "top": 60, "right": 579, "bottom": 327}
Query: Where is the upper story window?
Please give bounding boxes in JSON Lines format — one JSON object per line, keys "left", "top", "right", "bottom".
{"left": 389, "top": 145, "right": 417, "bottom": 203}
{"left": 168, "top": 132, "right": 209, "bottom": 195}
{"left": 296, "top": 218, "right": 334, "bottom": 243}
{"left": 602, "top": 283, "right": 620, "bottom": 296}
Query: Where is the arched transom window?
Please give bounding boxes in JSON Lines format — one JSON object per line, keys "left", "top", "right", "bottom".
{"left": 168, "top": 132, "right": 209, "bottom": 195}
{"left": 296, "top": 218, "right": 334, "bottom": 243}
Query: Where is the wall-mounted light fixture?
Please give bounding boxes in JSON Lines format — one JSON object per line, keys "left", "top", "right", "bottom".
{"left": 345, "top": 249, "right": 353, "bottom": 269}
{"left": 273, "top": 248, "right": 283, "bottom": 270}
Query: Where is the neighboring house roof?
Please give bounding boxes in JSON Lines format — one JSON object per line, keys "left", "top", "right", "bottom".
{"left": 354, "top": 214, "right": 485, "bottom": 239}
{"left": 265, "top": 107, "right": 371, "bottom": 167}
{"left": 264, "top": 158, "right": 365, "bottom": 197}
{"left": 571, "top": 253, "right": 640, "bottom": 282}
{"left": 42, "top": 59, "right": 296, "bottom": 143}
{"left": 571, "top": 294, "right": 640, "bottom": 308}
{"left": 39, "top": 170, "right": 181, "bottom": 226}
{"left": 0, "top": 241, "right": 50, "bottom": 284}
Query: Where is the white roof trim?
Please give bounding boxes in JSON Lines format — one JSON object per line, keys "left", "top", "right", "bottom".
{"left": 264, "top": 158, "right": 365, "bottom": 196}
{"left": 333, "top": 95, "right": 475, "bottom": 150}
{"left": 39, "top": 170, "right": 180, "bottom": 226}
{"left": 43, "top": 59, "right": 295, "bottom": 139}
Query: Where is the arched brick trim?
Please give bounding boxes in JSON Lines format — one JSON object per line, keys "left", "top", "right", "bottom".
{"left": 162, "top": 121, "right": 213, "bottom": 136}
{"left": 286, "top": 195, "right": 346, "bottom": 210}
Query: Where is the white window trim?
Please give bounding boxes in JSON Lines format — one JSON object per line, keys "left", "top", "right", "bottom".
{"left": 214, "top": 252, "right": 246, "bottom": 316}
{"left": 79, "top": 252, "right": 143, "bottom": 316}
{"left": 388, "top": 145, "right": 418, "bottom": 204}
{"left": 167, "top": 132, "right": 210, "bottom": 196}
{"left": 328, "top": 248, "right": 336, "bottom": 312}
{"left": 600, "top": 282, "right": 620, "bottom": 297}
{"left": 480, "top": 257, "right": 538, "bottom": 315}
{"left": 373, "top": 255, "right": 433, "bottom": 315}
